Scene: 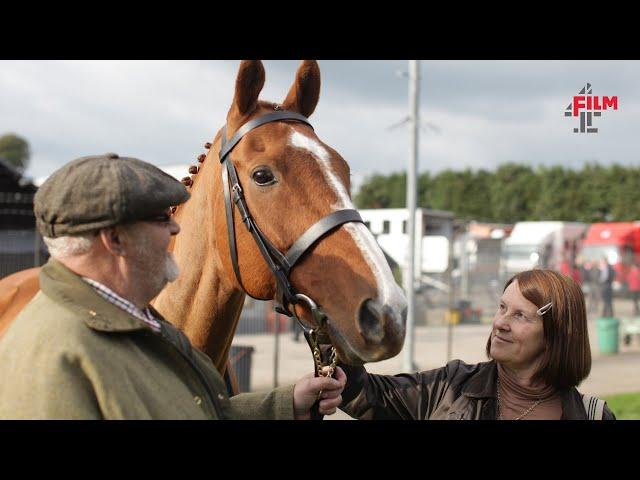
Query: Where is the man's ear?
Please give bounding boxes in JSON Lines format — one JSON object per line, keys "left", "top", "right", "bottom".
{"left": 99, "top": 227, "right": 126, "bottom": 256}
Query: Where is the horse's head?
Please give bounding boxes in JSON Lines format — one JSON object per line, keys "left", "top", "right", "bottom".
{"left": 210, "top": 60, "right": 407, "bottom": 365}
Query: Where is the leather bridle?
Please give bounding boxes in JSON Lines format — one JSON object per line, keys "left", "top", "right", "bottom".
{"left": 219, "top": 109, "right": 364, "bottom": 375}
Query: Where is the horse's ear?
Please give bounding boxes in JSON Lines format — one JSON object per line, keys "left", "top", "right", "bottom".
{"left": 282, "top": 60, "right": 321, "bottom": 117}
{"left": 230, "top": 60, "right": 265, "bottom": 118}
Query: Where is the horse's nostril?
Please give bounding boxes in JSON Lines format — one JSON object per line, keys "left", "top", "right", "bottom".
{"left": 400, "top": 305, "right": 408, "bottom": 326}
{"left": 358, "top": 299, "right": 385, "bottom": 344}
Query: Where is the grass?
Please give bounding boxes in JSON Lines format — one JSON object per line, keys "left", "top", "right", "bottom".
{"left": 603, "top": 392, "right": 640, "bottom": 419}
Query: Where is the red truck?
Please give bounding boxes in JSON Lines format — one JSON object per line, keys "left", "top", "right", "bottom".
{"left": 578, "top": 222, "right": 640, "bottom": 292}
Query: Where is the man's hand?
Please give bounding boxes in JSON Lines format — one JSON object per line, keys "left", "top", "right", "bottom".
{"left": 293, "top": 367, "right": 346, "bottom": 420}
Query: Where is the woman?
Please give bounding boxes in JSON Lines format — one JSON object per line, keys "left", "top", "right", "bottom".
{"left": 339, "top": 269, "right": 615, "bottom": 420}
{"left": 626, "top": 260, "right": 640, "bottom": 316}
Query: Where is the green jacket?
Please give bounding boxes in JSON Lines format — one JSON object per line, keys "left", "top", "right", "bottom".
{"left": 0, "top": 260, "right": 295, "bottom": 420}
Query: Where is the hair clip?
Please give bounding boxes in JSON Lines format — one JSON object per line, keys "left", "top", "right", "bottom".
{"left": 537, "top": 302, "right": 552, "bottom": 316}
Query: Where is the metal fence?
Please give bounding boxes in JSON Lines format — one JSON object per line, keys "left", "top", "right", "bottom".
{"left": 228, "top": 345, "right": 255, "bottom": 393}
{"left": 0, "top": 229, "right": 49, "bottom": 279}
{"left": 234, "top": 298, "right": 293, "bottom": 335}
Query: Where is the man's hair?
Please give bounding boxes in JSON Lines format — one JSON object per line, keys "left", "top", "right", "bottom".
{"left": 486, "top": 269, "right": 591, "bottom": 389}
{"left": 43, "top": 233, "right": 96, "bottom": 258}
{"left": 43, "top": 223, "right": 149, "bottom": 260}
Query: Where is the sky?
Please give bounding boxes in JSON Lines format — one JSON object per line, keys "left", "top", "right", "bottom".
{"left": 1, "top": 60, "right": 637, "bottom": 192}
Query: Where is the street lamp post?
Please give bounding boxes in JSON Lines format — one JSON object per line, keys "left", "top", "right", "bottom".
{"left": 402, "top": 60, "right": 420, "bottom": 372}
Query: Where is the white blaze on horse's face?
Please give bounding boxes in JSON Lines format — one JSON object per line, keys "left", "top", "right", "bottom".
{"left": 288, "top": 130, "right": 407, "bottom": 323}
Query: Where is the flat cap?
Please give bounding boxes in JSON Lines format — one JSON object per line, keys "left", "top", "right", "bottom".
{"left": 35, "top": 153, "right": 190, "bottom": 238}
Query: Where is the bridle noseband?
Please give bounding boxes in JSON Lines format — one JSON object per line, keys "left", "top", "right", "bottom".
{"left": 219, "top": 110, "right": 364, "bottom": 379}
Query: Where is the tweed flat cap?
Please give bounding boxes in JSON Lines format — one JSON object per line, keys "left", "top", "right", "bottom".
{"left": 35, "top": 153, "right": 190, "bottom": 238}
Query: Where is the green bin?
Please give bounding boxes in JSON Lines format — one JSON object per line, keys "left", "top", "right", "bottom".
{"left": 596, "top": 317, "right": 620, "bottom": 354}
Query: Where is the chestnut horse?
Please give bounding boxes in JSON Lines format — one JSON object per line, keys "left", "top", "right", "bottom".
{"left": 0, "top": 60, "right": 407, "bottom": 376}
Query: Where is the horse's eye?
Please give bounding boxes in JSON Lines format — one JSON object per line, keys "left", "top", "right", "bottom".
{"left": 252, "top": 167, "right": 276, "bottom": 186}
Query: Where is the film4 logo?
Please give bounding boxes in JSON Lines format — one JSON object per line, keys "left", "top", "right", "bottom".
{"left": 565, "top": 84, "right": 619, "bottom": 133}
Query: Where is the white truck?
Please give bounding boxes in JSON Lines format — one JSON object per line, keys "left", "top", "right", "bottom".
{"left": 358, "top": 208, "right": 455, "bottom": 280}
{"left": 500, "top": 221, "right": 587, "bottom": 279}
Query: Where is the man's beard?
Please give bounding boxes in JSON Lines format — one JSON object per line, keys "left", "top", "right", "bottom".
{"left": 129, "top": 237, "right": 180, "bottom": 296}
{"left": 143, "top": 251, "right": 180, "bottom": 292}
{"left": 164, "top": 251, "right": 180, "bottom": 283}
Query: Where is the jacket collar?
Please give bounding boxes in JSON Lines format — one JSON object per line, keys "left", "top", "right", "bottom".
{"left": 461, "top": 360, "right": 498, "bottom": 398}
{"left": 39, "top": 259, "right": 160, "bottom": 333}
{"left": 560, "top": 388, "right": 588, "bottom": 420}
{"left": 460, "top": 359, "right": 588, "bottom": 419}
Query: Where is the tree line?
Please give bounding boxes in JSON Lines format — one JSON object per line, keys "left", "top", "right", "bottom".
{"left": 354, "top": 163, "right": 640, "bottom": 223}
{"left": 0, "top": 134, "right": 30, "bottom": 173}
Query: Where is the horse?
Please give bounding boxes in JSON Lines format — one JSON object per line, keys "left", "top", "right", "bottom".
{"left": 0, "top": 60, "right": 408, "bottom": 380}
{"left": 0, "top": 267, "right": 40, "bottom": 339}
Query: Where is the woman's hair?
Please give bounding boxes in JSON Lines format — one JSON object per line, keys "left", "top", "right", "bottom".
{"left": 486, "top": 269, "right": 591, "bottom": 389}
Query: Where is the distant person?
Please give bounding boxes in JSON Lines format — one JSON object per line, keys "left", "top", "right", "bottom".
{"left": 571, "top": 264, "right": 582, "bottom": 285}
{"left": 570, "top": 257, "right": 582, "bottom": 285}
{"left": 627, "top": 261, "right": 640, "bottom": 316}
{"left": 339, "top": 270, "right": 615, "bottom": 420}
{"left": 583, "top": 260, "right": 600, "bottom": 313}
{"left": 540, "top": 244, "right": 552, "bottom": 269}
{"left": 571, "top": 264, "right": 582, "bottom": 286}
{"left": 559, "top": 258, "right": 582, "bottom": 285}
{"left": 598, "top": 257, "right": 615, "bottom": 318}
{"left": 559, "top": 256, "right": 581, "bottom": 284}
{"left": 559, "top": 257, "right": 571, "bottom": 277}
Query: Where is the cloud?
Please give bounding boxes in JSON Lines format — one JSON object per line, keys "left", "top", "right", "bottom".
{"left": 0, "top": 60, "right": 637, "bottom": 188}
{"left": 0, "top": 60, "right": 238, "bottom": 177}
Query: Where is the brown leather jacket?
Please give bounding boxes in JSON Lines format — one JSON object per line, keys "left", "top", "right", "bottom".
{"left": 339, "top": 359, "right": 616, "bottom": 420}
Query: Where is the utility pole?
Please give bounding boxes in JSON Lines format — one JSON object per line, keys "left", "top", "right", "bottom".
{"left": 402, "top": 60, "right": 420, "bottom": 372}
{"left": 446, "top": 229, "right": 455, "bottom": 362}
{"left": 460, "top": 228, "right": 470, "bottom": 300}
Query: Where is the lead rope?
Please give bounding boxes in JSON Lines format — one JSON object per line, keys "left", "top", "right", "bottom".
{"left": 306, "top": 329, "right": 338, "bottom": 379}
{"left": 290, "top": 294, "right": 338, "bottom": 420}
{"left": 305, "top": 330, "right": 338, "bottom": 421}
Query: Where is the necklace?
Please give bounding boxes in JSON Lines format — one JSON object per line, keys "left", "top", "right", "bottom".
{"left": 496, "top": 377, "right": 543, "bottom": 420}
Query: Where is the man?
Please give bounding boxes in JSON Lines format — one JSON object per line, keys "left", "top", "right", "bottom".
{"left": 598, "top": 257, "right": 615, "bottom": 318}
{"left": 0, "top": 153, "right": 345, "bottom": 419}
{"left": 582, "top": 260, "right": 600, "bottom": 313}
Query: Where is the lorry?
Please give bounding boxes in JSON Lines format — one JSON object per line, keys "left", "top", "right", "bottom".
{"left": 500, "top": 221, "right": 588, "bottom": 280}
{"left": 578, "top": 222, "right": 640, "bottom": 292}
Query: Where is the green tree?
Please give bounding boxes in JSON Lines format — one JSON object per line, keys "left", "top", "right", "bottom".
{"left": 490, "top": 163, "right": 540, "bottom": 223}
{"left": 417, "top": 171, "right": 432, "bottom": 208}
{"left": 354, "top": 163, "right": 640, "bottom": 224}
{"left": 385, "top": 172, "right": 408, "bottom": 207}
{"left": 609, "top": 165, "right": 640, "bottom": 221}
{"left": 468, "top": 169, "right": 494, "bottom": 221}
{"left": 424, "top": 168, "right": 493, "bottom": 221}
{"left": 355, "top": 172, "right": 407, "bottom": 208}
{"left": 0, "top": 133, "right": 31, "bottom": 173}
{"left": 580, "top": 163, "right": 614, "bottom": 222}
{"left": 424, "top": 169, "right": 455, "bottom": 211}
{"left": 532, "top": 166, "right": 589, "bottom": 221}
